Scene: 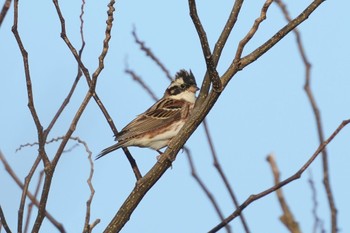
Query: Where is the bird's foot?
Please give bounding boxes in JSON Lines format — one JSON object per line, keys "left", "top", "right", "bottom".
{"left": 156, "top": 150, "right": 174, "bottom": 169}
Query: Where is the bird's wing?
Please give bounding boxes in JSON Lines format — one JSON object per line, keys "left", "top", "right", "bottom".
{"left": 116, "top": 98, "right": 186, "bottom": 141}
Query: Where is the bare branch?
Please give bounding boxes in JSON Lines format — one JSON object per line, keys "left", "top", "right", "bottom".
{"left": 184, "top": 148, "right": 231, "bottom": 233}
{"left": 222, "top": 0, "right": 325, "bottom": 83}
{"left": 125, "top": 68, "right": 158, "bottom": 101}
{"left": 0, "top": 205, "right": 12, "bottom": 233}
{"left": 308, "top": 171, "right": 325, "bottom": 233}
{"left": 273, "top": 1, "right": 337, "bottom": 231}
{"left": 0, "top": 151, "right": 65, "bottom": 232}
{"left": 203, "top": 120, "right": 251, "bottom": 233}
{"left": 104, "top": 0, "right": 326, "bottom": 231}
{"left": 0, "top": 0, "right": 12, "bottom": 27}
{"left": 188, "top": 0, "right": 222, "bottom": 92}
{"left": 52, "top": 0, "right": 91, "bottom": 84}
{"left": 24, "top": 171, "right": 44, "bottom": 233}
{"left": 274, "top": 1, "right": 338, "bottom": 232}
{"left": 77, "top": 137, "right": 100, "bottom": 232}
{"left": 11, "top": 0, "right": 48, "bottom": 166}
{"left": 234, "top": 0, "right": 273, "bottom": 62}
{"left": 132, "top": 27, "right": 172, "bottom": 81}
{"left": 209, "top": 119, "right": 350, "bottom": 232}
{"left": 267, "top": 154, "right": 301, "bottom": 233}
{"left": 198, "top": 0, "right": 243, "bottom": 104}
{"left": 124, "top": 62, "right": 233, "bottom": 233}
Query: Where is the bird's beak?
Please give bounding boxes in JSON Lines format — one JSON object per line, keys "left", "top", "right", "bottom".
{"left": 189, "top": 86, "right": 200, "bottom": 92}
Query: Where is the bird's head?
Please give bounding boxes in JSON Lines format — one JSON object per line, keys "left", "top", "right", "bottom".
{"left": 164, "top": 70, "right": 199, "bottom": 102}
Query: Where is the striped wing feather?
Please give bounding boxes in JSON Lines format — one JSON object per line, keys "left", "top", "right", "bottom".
{"left": 116, "top": 98, "right": 185, "bottom": 141}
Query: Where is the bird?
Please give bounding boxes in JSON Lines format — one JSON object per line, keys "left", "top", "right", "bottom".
{"left": 96, "top": 69, "right": 199, "bottom": 160}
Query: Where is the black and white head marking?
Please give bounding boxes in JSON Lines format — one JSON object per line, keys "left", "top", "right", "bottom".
{"left": 166, "top": 70, "right": 198, "bottom": 96}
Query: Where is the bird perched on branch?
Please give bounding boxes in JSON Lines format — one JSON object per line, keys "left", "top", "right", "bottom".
{"left": 96, "top": 69, "right": 199, "bottom": 159}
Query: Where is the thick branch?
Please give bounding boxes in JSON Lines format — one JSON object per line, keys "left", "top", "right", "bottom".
{"left": 104, "top": 0, "right": 325, "bottom": 231}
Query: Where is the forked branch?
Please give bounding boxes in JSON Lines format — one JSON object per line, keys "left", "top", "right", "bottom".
{"left": 209, "top": 119, "right": 350, "bottom": 232}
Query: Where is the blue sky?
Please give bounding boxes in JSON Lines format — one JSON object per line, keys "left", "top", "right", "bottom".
{"left": 1, "top": 0, "right": 350, "bottom": 232}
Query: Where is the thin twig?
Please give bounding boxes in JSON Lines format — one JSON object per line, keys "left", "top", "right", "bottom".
{"left": 53, "top": 0, "right": 142, "bottom": 180}
{"left": 131, "top": 27, "right": 172, "bottom": 81}
{"left": 234, "top": 0, "right": 273, "bottom": 62}
{"left": 0, "top": 205, "right": 11, "bottom": 233}
{"left": 222, "top": 0, "right": 326, "bottom": 84}
{"left": 24, "top": 171, "right": 44, "bottom": 233}
{"left": 274, "top": 1, "right": 338, "bottom": 232}
{"left": 0, "top": 0, "right": 12, "bottom": 27}
{"left": 203, "top": 120, "right": 250, "bottom": 233}
{"left": 184, "top": 148, "right": 231, "bottom": 233}
{"left": 0, "top": 151, "right": 65, "bottom": 232}
{"left": 209, "top": 119, "right": 350, "bottom": 232}
{"left": 188, "top": 0, "right": 222, "bottom": 92}
{"left": 308, "top": 171, "right": 325, "bottom": 233}
{"left": 91, "top": 0, "right": 114, "bottom": 86}
{"left": 11, "top": 1, "right": 49, "bottom": 231}
{"left": 125, "top": 68, "right": 159, "bottom": 101}
{"left": 266, "top": 154, "right": 301, "bottom": 233}
{"left": 75, "top": 137, "right": 100, "bottom": 232}
{"left": 29, "top": 1, "right": 118, "bottom": 231}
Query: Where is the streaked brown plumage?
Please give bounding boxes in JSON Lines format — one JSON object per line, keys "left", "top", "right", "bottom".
{"left": 96, "top": 70, "right": 198, "bottom": 159}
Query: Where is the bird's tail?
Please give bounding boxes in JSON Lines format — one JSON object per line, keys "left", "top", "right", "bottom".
{"left": 95, "top": 143, "right": 122, "bottom": 160}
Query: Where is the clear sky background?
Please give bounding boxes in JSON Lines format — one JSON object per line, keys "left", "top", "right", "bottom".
{"left": 1, "top": 0, "right": 350, "bottom": 232}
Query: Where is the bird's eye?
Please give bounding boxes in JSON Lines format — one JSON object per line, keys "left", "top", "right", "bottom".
{"left": 180, "top": 84, "right": 186, "bottom": 89}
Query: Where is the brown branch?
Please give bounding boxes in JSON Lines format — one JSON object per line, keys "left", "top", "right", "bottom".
{"left": 184, "top": 148, "right": 231, "bottom": 233}
{"left": 125, "top": 64, "right": 233, "bottom": 233}
{"left": 0, "top": 0, "right": 12, "bottom": 27}
{"left": 44, "top": 4, "right": 86, "bottom": 138}
{"left": 308, "top": 171, "right": 325, "bottom": 233}
{"left": 131, "top": 27, "right": 172, "bottom": 81}
{"left": 29, "top": 1, "right": 118, "bottom": 231}
{"left": 15, "top": 135, "right": 98, "bottom": 232}
{"left": 75, "top": 137, "right": 100, "bottom": 232}
{"left": 234, "top": 0, "right": 273, "bottom": 62}
{"left": 0, "top": 151, "right": 65, "bottom": 232}
{"left": 0, "top": 205, "right": 11, "bottom": 233}
{"left": 24, "top": 171, "right": 44, "bottom": 233}
{"left": 91, "top": 0, "right": 114, "bottom": 86}
{"left": 124, "top": 68, "right": 158, "bottom": 101}
{"left": 11, "top": 1, "right": 51, "bottom": 231}
{"left": 209, "top": 119, "right": 350, "bottom": 232}
{"left": 188, "top": 0, "right": 222, "bottom": 92}
{"left": 52, "top": 0, "right": 91, "bottom": 84}
{"left": 104, "top": 1, "right": 325, "bottom": 231}
{"left": 223, "top": 0, "right": 325, "bottom": 82}
{"left": 53, "top": 0, "right": 142, "bottom": 180}
{"left": 11, "top": 0, "right": 48, "bottom": 166}
{"left": 274, "top": 1, "right": 338, "bottom": 232}
{"left": 203, "top": 120, "right": 250, "bottom": 233}
{"left": 197, "top": 0, "right": 243, "bottom": 105}
{"left": 266, "top": 154, "right": 301, "bottom": 233}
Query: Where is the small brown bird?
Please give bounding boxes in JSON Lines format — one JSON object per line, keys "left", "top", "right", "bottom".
{"left": 96, "top": 69, "right": 199, "bottom": 159}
